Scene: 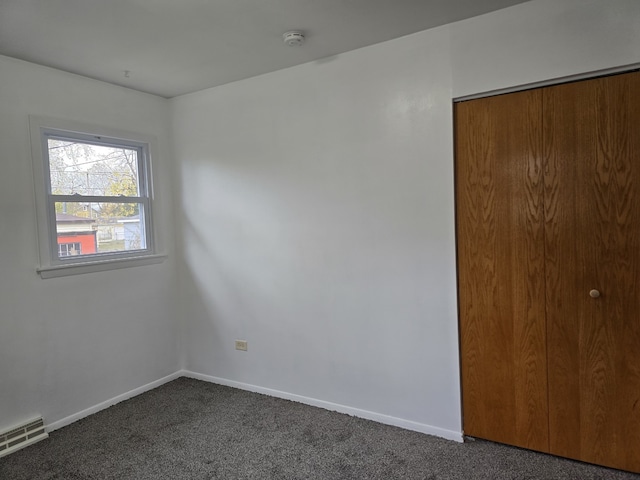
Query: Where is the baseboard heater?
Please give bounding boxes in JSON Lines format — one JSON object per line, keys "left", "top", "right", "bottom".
{"left": 0, "top": 417, "right": 48, "bottom": 458}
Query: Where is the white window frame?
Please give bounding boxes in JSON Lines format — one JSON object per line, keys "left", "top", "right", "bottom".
{"left": 30, "top": 116, "right": 166, "bottom": 278}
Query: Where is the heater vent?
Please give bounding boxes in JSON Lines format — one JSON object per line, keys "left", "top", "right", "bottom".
{"left": 0, "top": 417, "right": 48, "bottom": 457}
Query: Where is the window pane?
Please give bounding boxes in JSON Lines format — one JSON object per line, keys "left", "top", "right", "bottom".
{"left": 55, "top": 202, "right": 146, "bottom": 257}
{"left": 48, "top": 139, "right": 140, "bottom": 196}
{"left": 58, "top": 242, "right": 82, "bottom": 257}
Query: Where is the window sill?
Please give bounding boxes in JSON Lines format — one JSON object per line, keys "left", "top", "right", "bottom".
{"left": 36, "top": 253, "right": 167, "bottom": 279}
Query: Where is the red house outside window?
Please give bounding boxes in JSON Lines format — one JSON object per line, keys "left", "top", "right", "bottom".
{"left": 56, "top": 213, "right": 97, "bottom": 257}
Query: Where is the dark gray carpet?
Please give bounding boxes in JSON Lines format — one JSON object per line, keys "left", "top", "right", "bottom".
{"left": 1, "top": 378, "right": 638, "bottom": 480}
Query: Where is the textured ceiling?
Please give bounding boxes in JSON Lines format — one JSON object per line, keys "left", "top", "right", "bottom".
{"left": 0, "top": 0, "right": 532, "bottom": 98}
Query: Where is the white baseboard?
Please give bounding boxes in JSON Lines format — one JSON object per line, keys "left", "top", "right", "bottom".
{"left": 180, "top": 369, "right": 463, "bottom": 443}
{"left": 43, "top": 369, "right": 462, "bottom": 443}
{"left": 46, "top": 371, "right": 182, "bottom": 432}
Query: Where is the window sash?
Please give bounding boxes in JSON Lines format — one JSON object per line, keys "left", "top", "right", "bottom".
{"left": 49, "top": 194, "right": 148, "bottom": 203}
{"left": 40, "top": 127, "right": 154, "bottom": 265}
{"left": 42, "top": 131, "right": 150, "bottom": 198}
{"left": 47, "top": 198, "right": 152, "bottom": 262}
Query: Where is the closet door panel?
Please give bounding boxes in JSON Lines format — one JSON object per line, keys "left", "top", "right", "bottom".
{"left": 456, "top": 90, "right": 548, "bottom": 451}
{"left": 545, "top": 72, "right": 640, "bottom": 472}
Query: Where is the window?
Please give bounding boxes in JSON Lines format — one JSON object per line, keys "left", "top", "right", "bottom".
{"left": 58, "top": 242, "right": 82, "bottom": 257}
{"left": 30, "top": 116, "right": 165, "bottom": 278}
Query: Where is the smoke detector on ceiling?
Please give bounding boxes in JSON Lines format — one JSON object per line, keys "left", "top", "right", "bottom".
{"left": 283, "top": 31, "right": 305, "bottom": 46}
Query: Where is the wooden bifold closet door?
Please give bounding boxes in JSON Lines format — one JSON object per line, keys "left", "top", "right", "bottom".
{"left": 456, "top": 71, "right": 640, "bottom": 473}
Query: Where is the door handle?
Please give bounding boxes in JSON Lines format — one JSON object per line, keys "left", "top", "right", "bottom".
{"left": 589, "top": 289, "right": 601, "bottom": 298}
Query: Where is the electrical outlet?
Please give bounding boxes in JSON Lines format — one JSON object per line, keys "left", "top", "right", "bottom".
{"left": 235, "top": 340, "right": 248, "bottom": 351}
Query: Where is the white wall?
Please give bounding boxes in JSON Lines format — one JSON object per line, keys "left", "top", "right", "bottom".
{"left": 173, "top": 26, "right": 461, "bottom": 435}
{"left": 451, "top": 0, "right": 640, "bottom": 97}
{"left": 0, "top": 56, "right": 179, "bottom": 432}
{"left": 172, "top": 0, "right": 640, "bottom": 439}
